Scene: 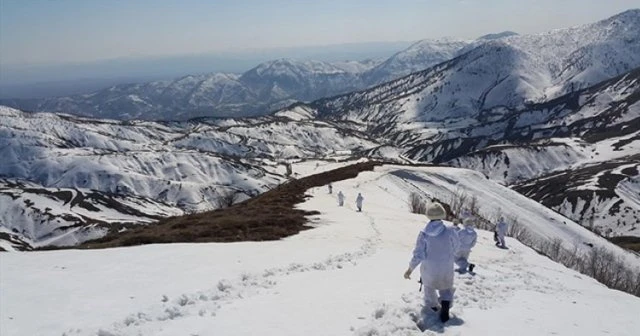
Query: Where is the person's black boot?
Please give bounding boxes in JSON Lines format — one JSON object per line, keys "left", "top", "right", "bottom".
{"left": 439, "top": 300, "right": 451, "bottom": 322}
{"left": 468, "top": 263, "right": 475, "bottom": 273}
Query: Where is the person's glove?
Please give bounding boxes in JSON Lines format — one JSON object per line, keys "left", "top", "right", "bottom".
{"left": 403, "top": 268, "right": 412, "bottom": 279}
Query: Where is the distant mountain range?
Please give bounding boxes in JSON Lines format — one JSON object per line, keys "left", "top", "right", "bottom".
{"left": 0, "top": 33, "right": 508, "bottom": 120}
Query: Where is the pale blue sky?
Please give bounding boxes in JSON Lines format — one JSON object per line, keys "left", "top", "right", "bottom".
{"left": 1, "top": 0, "right": 638, "bottom": 66}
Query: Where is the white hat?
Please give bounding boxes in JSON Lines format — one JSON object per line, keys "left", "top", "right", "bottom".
{"left": 426, "top": 203, "right": 447, "bottom": 220}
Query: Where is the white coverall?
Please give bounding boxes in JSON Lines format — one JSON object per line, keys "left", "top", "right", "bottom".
{"left": 496, "top": 219, "right": 508, "bottom": 247}
{"left": 409, "top": 220, "right": 459, "bottom": 308}
{"left": 356, "top": 194, "right": 364, "bottom": 211}
{"left": 454, "top": 226, "right": 477, "bottom": 271}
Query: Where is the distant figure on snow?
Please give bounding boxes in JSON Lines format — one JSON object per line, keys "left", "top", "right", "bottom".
{"left": 328, "top": 183, "right": 333, "bottom": 194}
{"left": 285, "top": 163, "right": 292, "bottom": 177}
{"left": 404, "top": 202, "right": 459, "bottom": 323}
{"left": 355, "top": 193, "right": 364, "bottom": 212}
{"left": 495, "top": 217, "right": 508, "bottom": 248}
{"left": 454, "top": 208, "right": 473, "bottom": 230}
{"left": 337, "top": 191, "right": 345, "bottom": 206}
{"left": 455, "top": 219, "right": 477, "bottom": 273}
{"left": 460, "top": 208, "right": 473, "bottom": 223}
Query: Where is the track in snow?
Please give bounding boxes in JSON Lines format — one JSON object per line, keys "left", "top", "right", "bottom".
{"left": 62, "top": 187, "right": 383, "bottom": 336}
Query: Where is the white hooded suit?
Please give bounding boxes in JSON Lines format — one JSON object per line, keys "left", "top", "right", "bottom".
{"left": 356, "top": 193, "right": 364, "bottom": 211}
{"left": 496, "top": 219, "right": 508, "bottom": 247}
{"left": 454, "top": 225, "right": 477, "bottom": 270}
{"left": 409, "top": 220, "right": 459, "bottom": 307}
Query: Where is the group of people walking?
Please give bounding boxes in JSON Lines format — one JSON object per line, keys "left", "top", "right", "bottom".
{"left": 404, "top": 203, "right": 508, "bottom": 323}
{"left": 329, "top": 183, "right": 363, "bottom": 212}
{"left": 326, "top": 183, "right": 510, "bottom": 323}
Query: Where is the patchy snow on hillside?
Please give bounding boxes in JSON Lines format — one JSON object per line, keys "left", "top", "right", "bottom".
{"left": 448, "top": 139, "right": 589, "bottom": 183}
{"left": 617, "top": 174, "right": 640, "bottom": 211}
{"left": 2, "top": 165, "right": 638, "bottom": 336}
{"left": 0, "top": 107, "right": 378, "bottom": 247}
{"left": 0, "top": 179, "right": 184, "bottom": 248}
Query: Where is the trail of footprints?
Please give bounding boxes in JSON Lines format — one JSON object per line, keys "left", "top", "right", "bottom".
{"left": 63, "top": 211, "right": 382, "bottom": 336}
{"left": 354, "top": 237, "right": 578, "bottom": 335}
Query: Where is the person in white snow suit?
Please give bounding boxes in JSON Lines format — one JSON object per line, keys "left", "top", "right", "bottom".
{"left": 454, "top": 208, "right": 473, "bottom": 231}
{"left": 460, "top": 208, "right": 472, "bottom": 223}
{"left": 356, "top": 193, "right": 364, "bottom": 212}
{"left": 455, "top": 219, "right": 477, "bottom": 273}
{"left": 495, "top": 217, "right": 508, "bottom": 248}
{"left": 337, "top": 191, "right": 345, "bottom": 206}
{"left": 328, "top": 183, "right": 333, "bottom": 194}
{"left": 404, "top": 202, "right": 459, "bottom": 323}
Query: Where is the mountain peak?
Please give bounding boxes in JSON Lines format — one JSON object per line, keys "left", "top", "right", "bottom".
{"left": 247, "top": 58, "right": 340, "bottom": 76}
{"left": 608, "top": 8, "right": 640, "bottom": 20}
{"left": 588, "top": 8, "right": 640, "bottom": 32}
{"left": 477, "top": 31, "right": 519, "bottom": 40}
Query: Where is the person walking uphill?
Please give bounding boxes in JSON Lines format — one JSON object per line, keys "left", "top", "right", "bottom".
{"left": 455, "top": 219, "right": 477, "bottom": 273}
{"left": 404, "top": 203, "right": 459, "bottom": 323}
{"left": 337, "top": 191, "right": 345, "bottom": 207}
{"left": 495, "top": 217, "right": 508, "bottom": 248}
{"left": 356, "top": 193, "right": 364, "bottom": 212}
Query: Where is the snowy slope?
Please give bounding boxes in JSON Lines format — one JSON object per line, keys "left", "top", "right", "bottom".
{"left": 512, "top": 157, "right": 640, "bottom": 238}
{"left": 0, "top": 179, "right": 183, "bottom": 249}
{"left": 369, "top": 166, "right": 638, "bottom": 263}
{"left": 442, "top": 68, "right": 640, "bottom": 237}
{"left": 0, "top": 106, "right": 378, "bottom": 208}
{"left": 361, "top": 38, "right": 471, "bottom": 85}
{"left": 2, "top": 165, "right": 638, "bottom": 336}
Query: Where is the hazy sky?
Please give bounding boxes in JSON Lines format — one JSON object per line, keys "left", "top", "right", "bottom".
{"left": 1, "top": 0, "right": 638, "bottom": 66}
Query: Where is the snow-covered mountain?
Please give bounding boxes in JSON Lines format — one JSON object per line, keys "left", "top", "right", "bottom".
{"left": 0, "top": 59, "right": 379, "bottom": 121}
{"left": 308, "top": 9, "right": 640, "bottom": 125}
{"left": 0, "top": 106, "right": 380, "bottom": 247}
{"left": 477, "top": 31, "right": 519, "bottom": 41}
{"left": 238, "top": 58, "right": 366, "bottom": 105}
{"left": 443, "top": 67, "right": 640, "bottom": 237}
{"left": 0, "top": 31, "right": 522, "bottom": 123}
{"left": 361, "top": 38, "right": 471, "bottom": 85}
{"left": 360, "top": 32, "right": 521, "bottom": 87}
{"left": 0, "top": 39, "right": 477, "bottom": 121}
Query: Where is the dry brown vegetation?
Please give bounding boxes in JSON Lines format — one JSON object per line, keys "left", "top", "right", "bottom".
{"left": 80, "top": 161, "right": 381, "bottom": 249}
{"left": 608, "top": 236, "right": 640, "bottom": 252}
